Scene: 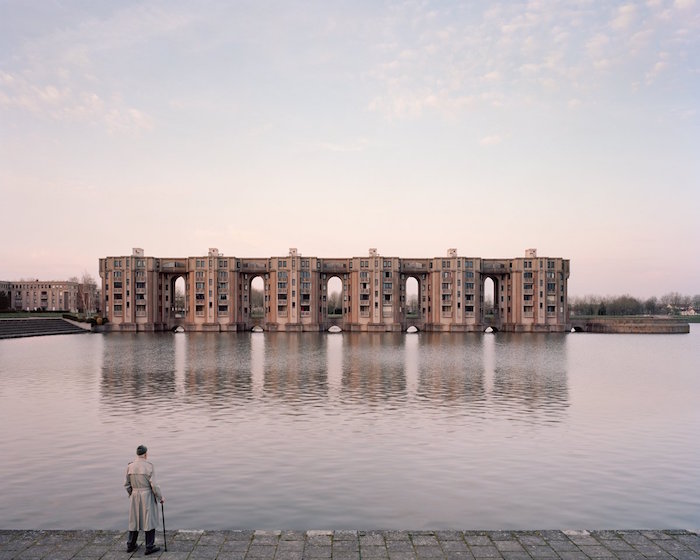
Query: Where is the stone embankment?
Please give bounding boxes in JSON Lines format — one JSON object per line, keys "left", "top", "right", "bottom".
{"left": 0, "top": 317, "right": 90, "bottom": 339}
{"left": 569, "top": 317, "right": 690, "bottom": 334}
{"left": 0, "top": 529, "right": 698, "bottom": 560}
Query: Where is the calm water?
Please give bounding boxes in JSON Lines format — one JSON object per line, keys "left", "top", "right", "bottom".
{"left": 1, "top": 328, "right": 698, "bottom": 530}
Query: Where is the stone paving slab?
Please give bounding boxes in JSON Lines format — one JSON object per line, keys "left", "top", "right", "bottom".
{"left": 0, "top": 531, "right": 697, "bottom": 560}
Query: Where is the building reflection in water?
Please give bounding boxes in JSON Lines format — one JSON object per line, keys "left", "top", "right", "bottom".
{"left": 100, "top": 332, "right": 568, "bottom": 423}
{"left": 174, "top": 332, "right": 186, "bottom": 397}
{"left": 342, "top": 333, "right": 408, "bottom": 404}
{"left": 415, "top": 333, "right": 486, "bottom": 407}
{"left": 250, "top": 332, "right": 264, "bottom": 399}
{"left": 262, "top": 334, "right": 329, "bottom": 404}
{"left": 491, "top": 333, "right": 569, "bottom": 420}
{"left": 326, "top": 333, "right": 343, "bottom": 400}
{"left": 100, "top": 334, "right": 178, "bottom": 415}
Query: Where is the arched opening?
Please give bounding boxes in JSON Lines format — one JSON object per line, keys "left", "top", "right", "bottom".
{"left": 483, "top": 277, "right": 495, "bottom": 318}
{"left": 250, "top": 276, "right": 265, "bottom": 319}
{"left": 326, "top": 276, "right": 343, "bottom": 318}
{"left": 174, "top": 276, "right": 186, "bottom": 317}
{"left": 405, "top": 276, "right": 419, "bottom": 319}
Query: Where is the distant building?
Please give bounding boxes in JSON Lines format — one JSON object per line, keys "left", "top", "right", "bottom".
{"left": 0, "top": 279, "right": 97, "bottom": 314}
{"left": 99, "top": 247, "right": 571, "bottom": 333}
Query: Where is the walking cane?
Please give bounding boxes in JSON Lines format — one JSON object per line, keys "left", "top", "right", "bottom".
{"left": 161, "top": 501, "right": 167, "bottom": 551}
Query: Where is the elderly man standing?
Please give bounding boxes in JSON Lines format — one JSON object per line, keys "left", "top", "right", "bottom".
{"left": 125, "top": 444, "right": 165, "bottom": 555}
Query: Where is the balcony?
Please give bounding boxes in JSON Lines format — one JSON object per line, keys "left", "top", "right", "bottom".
{"left": 401, "top": 260, "right": 427, "bottom": 272}
{"left": 322, "top": 262, "right": 347, "bottom": 272}
{"left": 481, "top": 261, "right": 508, "bottom": 273}
{"left": 242, "top": 261, "right": 268, "bottom": 271}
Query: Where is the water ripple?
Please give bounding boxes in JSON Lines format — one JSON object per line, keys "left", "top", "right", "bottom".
{"left": 0, "top": 328, "right": 698, "bottom": 529}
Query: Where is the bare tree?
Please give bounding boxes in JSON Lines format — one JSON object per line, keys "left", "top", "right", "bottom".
{"left": 406, "top": 294, "right": 419, "bottom": 316}
{"left": 250, "top": 288, "right": 264, "bottom": 317}
{"left": 78, "top": 271, "right": 98, "bottom": 314}
{"left": 174, "top": 286, "right": 185, "bottom": 314}
{"left": 327, "top": 291, "right": 342, "bottom": 315}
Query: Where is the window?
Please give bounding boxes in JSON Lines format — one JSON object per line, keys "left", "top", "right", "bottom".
{"left": 465, "top": 271, "right": 474, "bottom": 278}
{"left": 548, "top": 260, "right": 555, "bottom": 269}
{"left": 524, "top": 272, "right": 533, "bottom": 279}
{"left": 547, "top": 283, "right": 556, "bottom": 291}
{"left": 465, "top": 260, "right": 473, "bottom": 268}
{"left": 278, "top": 282, "right": 287, "bottom": 290}
{"left": 465, "top": 282, "right": 474, "bottom": 290}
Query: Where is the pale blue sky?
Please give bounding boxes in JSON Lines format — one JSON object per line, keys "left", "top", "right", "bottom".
{"left": 1, "top": 0, "right": 698, "bottom": 297}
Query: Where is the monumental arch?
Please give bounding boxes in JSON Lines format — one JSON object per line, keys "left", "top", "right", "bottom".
{"left": 99, "top": 248, "right": 570, "bottom": 333}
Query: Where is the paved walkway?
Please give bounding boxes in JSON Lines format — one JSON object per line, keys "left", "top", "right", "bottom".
{"left": 0, "top": 530, "right": 698, "bottom": 560}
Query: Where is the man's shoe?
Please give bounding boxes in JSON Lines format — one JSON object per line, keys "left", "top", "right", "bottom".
{"left": 126, "top": 543, "right": 139, "bottom": 553}
{"left": 144, "top": 546, "right": 160, "bottom": 555}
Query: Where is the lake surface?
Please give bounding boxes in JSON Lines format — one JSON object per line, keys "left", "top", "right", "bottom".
{"left": 1, "top": 328, "right": 698, "bottom": 530}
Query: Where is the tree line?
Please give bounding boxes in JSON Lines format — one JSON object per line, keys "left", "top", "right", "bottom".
{"left": 569, "top": 292, "right": 699, "bottom": 316}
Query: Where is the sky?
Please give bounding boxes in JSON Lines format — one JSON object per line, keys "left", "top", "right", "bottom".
{"left": 1, "top": 0, "right": 698, "bottom": 299}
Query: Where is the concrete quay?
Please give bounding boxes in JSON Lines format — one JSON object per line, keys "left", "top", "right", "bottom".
{"left": 1, "top": 530, "right": 699, "bottom": 560}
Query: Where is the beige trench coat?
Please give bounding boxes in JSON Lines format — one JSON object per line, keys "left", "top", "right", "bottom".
{"left": 124, "top": 457, "right": 163, "bottom": 531}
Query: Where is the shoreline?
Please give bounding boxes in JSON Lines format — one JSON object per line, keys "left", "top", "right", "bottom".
{"left": 1, "top": 529, "right": 699, "bottom": 560}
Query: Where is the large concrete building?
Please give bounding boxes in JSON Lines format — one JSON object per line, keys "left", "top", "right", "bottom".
{"left": 99, "top": 248, "right": 570, "bottom": 332}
